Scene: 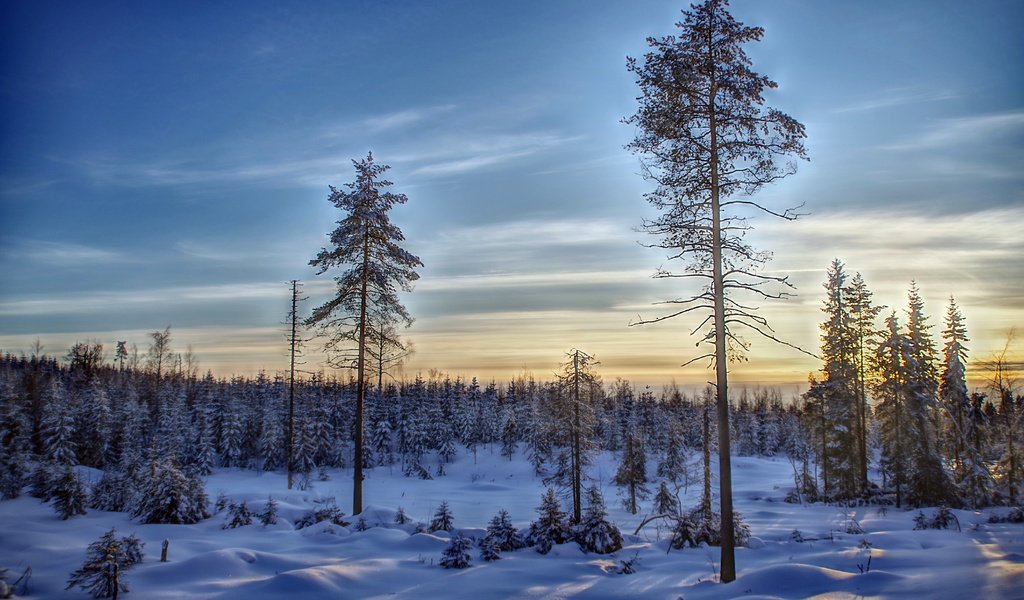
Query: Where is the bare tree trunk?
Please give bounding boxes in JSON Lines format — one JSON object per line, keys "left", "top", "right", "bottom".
{"left": 572, "top": 350, "right": 582, "bottom": 524}
{"left": 708, "top": 11, "right": 736, "bottom": 580}
{"left": 353, "top": 229, "right": 370, "bottom": 515}
{"left": 702, "top": 396, "right": 712, "bottom": 515}
{"left": 858, "top": 336, "right": 869, "bottom": 493}
{"left": 287, "top": 280, "right": 299, "bottom": 490}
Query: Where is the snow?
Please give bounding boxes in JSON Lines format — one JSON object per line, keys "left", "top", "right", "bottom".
{"left": 2, "top": 450, "right": 1022, "bottom": 599}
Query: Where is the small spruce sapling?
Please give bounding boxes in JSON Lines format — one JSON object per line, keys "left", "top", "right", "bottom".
{"left": 223, "top": 501, "right": 253, "bottom": 529}
{"left": 52, "top": 466, "right": 87, "bottom": 520}
{"left": 483, "top": 509, "right": 525, "bottom": 551}
{"left": 258, "top": 496, "right": 278, "bottom": 526}
{"left": 480, "top": 536, "right": 502, "bottom": 561}
{"left": 527, "top": 488, "right": 572, "bottom": 554}
{"left": 66, "top": 529, "right": 144, "bottom": 598}
{"left": 439, "top": 534, "right": 472, "bottom": 569}
{"left": 395, "top": 506, "right": 411, "bottom": 525}
{"left": 653, "top": 480, "right": 680, "bottom": 516}
{"left": 575, "top": 486, "right": 623, "bottom": 554}
{"left": 294, "top": 501, "right": 348, "bottom": 529}
{"left": 430, "top": 501, "right": 454, "bottom": 532}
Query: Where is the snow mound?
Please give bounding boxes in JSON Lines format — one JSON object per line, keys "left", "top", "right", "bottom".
{"left": 219, "top": 563, "right": 378, "bottom": 599}
{"left": 739, "top": 563, "right": 904, "bottom": 597}
{"left": 402, "top": 532, "right": 450, "bottom": 551}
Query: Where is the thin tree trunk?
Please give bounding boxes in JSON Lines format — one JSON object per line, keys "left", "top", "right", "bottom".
{"left": 287, "top": 280, "right": 298, "bottom": 490}
{"left": 858, "top": 335, "right": 868, "bottom": 493}
{"left": 708, "top": 7, "right": 736, "bottom": 580}
{"left": 353, "top": 228, "right": 370, "bottom": 515}
{"left": 572, "top": 350, "right": 582, "bottom": 524}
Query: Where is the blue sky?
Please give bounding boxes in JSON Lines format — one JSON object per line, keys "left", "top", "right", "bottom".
{"left": 1, "top": 0, "right": 1021, "bottom": 388}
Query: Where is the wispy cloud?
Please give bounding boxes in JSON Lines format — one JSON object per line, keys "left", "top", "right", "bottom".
{"left": 406, "top": 132, "right": 581, "bottom": 177}
{"left": 833, "top": 87, "right": 957, "bottom": 114}
{"left": 436, "top": 217, "right": 626, "bottom": 248}
{"left": 0, "top": 176, "right": 59, "bottom": 196}
{"left": 417, "top": 269, "right": 650, "bottom": 292}
{"left": 0, "top": 280, "right": 336, "bottom": 317}
{"left": 880, "top": 110, "right": 1024, "bottom": 151}
{"left": 68, "top": 102, "right": 578, "bottom": 188}
{"left": 361, "top": 104, "right": 457, "bottom": 132}
{"left": 3, "top": 240, "right": 132, "bottom": 266}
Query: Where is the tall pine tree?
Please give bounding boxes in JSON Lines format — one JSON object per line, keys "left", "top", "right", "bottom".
{"left": 306, "top": 152, "right": 423, "bottom": 515}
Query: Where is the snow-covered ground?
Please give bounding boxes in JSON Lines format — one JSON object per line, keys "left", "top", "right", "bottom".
{"left": 2, "top": 450, "right": 1022, "bottom": 599}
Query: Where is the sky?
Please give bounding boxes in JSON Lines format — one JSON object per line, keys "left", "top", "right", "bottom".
{"left": 1, "top": 0, "right": 1021, "bottom": 392}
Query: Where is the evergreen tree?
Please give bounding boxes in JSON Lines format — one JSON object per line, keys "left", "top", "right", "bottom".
{"left": 223, "top": 500, "right": 253, "bottom": 529}
{"left": 903, "top": 283, "right": 957, "bottom": 507}
{"left": 846, "top": 272, "right": 883, "bottom": 491}
{"left": 874, "top": 311, "right": 913, "bottom": 507}
{"left": 657, "top": 423, "right": 688, "bottom": 485}
{"left": 805, "top": 259, "right": 859, "bottom": 499}
{"left": 439, "top": 534, "right": 472, "bottom": 569}
{"left": 429, "top": 500, "right": 454, "bottom": 532}
{"left": 219, "top": 403, "right": 243, "bottom": 468}
{"left": 42, "top": 380, "right": 77, "bottom": 466}
{"left": 438, "top": 426, "right": 457, "bottom": 464}
{"left": 575, "top": 486, "right": 623, "bottom": 554}
{"left": 614, "top": 433, "right": 649, "bottom": 514}
{"left": 90, "top": 469, "right": 131, "bottom": 513}
{"left": 500, "top": 411, "right": 518, "bottom": 460}
{"left": 527, "top": 488, "right": 572, "bottom": 554}
{"left": 653, "top": 480, "right": 680, "bottom": 516}
{"left": 258, "top": 496, "right": 278, "bottom": 526}
{"left": 306, "top": 152, "right": 423, "bottom": 515}
{"left": 29, "top": 460, "right": 58, "bottom": 501}
{"left": 52, "top": 466, "right": 87, "bottom": 519}
{"left": 940, "top": 297, "right": 975, "bottom": 498}
{"left": 0, "top": 446, "right": 26, "bottom": 500}
{"left": 394, "top": 506, "right": 410, "bottom": 525}
{"left": 75, "top": 380, "right": 111, "bottom": 468}
{"left": 483, "top": 509, "right": 525, "bottom": 552}
{"left": 66, "top": 528, "right": 144, "bottom": 598}
{"left": 479, "top": 536, "right": 501, "bottom": 562}
{"left": 131, "top": 458, "right": 209, "bottom": 524}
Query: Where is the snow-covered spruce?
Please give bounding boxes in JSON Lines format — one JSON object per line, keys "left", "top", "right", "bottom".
{"left": 987, "top": 507, "right": 1024, "bottom": 523}
{"left": 0, "top": 448, "right": 26, "bottom": 500}
{"left": 430, "top": 501, "right": 454, "bottom": 532}
{"left": 479, "top": 536, "right": 502, "bottom": 561}
{"left": 439, "top": 534, "right": 473, "bottom": 569}
{"left": 89, "top": 469, "right": 131, "bottom": 513}
{"left": 670, "top": 506, "right": 751, "bottom": 549}
{"left": 913, "top": 506, "right": 960, "bottom": 531}
{"left": 575, "top": 486, "right": 623, "bottom": 554}
{"left": 527, "top": 488, "right": 572, "bottom": 554}
{"left": 222, "top": 501, "right": 253, "bottom": 529}
{"left": 652, "top": 480, "right": 680, "bottom": 517}
{"left": 482, "top": 509, "right": 525, "bottom": 552}
{"left": 294, "top": 502, "right": 348, "bottom": 529}
{"left": 52, "top": 466, "right": 87, "bottom": 520}
{"left": 130, "top": 458, "right": 209, "bottom": 525}
{"left": 258, "top": 496, "right": 278, "bottom": 525}
{"left": 394, "top": 506, "right": 411, "bottom": 525}
{"left": 66, "top": 528, "right": 143, "bottom": 598}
